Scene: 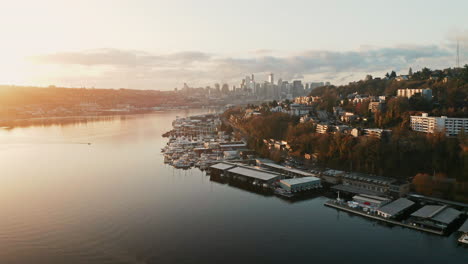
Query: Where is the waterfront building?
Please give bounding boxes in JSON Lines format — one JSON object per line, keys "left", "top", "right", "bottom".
{"left": 397, "top": 88, "right": 432, "bottom": 100}
{"left": 227, "top": 166, "right": 283, "bottom": 185}
{"left": 262, "top": 163, "right": 316, "bottom": 178}
{"left": 332, "top": 172, "right": 410, "bottom": 197}
{"left": 279, "top": 177, "right": 322, "bottom": 192}
{"left": 209, "top": 162, "right": 285, "bottom": 185}
{"left": 410, "top": 205, "right": 462, "bottom": 231}
{"left": 352, "top": 194, "right": 390, "bottom": 209}
{"left": 321, "top": 169, "right": 346, "bottom": 184}
{"left": 410, "top": 113, "right": 468, "bottom": 136}
{"left": 377, "top": 198, "right": 415, "bottom": 219}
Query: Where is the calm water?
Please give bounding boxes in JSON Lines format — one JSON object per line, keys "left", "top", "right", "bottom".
{"left": 0, "top": 110, "right": 466, "bottom": 264}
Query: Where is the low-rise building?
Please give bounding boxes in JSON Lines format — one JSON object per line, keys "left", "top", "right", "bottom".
{"left": 410, "top": 113, "right": 468, "bottom": 136}
{"left": 377, "top": 198, "right": 415, "bottom": 219}
{"left": 352, "top": 194, "right": 390, "bottom": 209}
{"left": 410, "top": 205, "right": 462, "bottom": 231}
{"left": 279, "top": 177, "right": 322, "bottom": 192}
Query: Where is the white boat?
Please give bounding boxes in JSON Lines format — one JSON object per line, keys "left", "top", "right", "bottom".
{"left": 458, "top": 233, "right": 468, "bottom": 244}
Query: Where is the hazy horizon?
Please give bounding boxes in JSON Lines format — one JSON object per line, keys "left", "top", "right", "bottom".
{"left": 2, "top": 0, "right": 468, "bottom": 90}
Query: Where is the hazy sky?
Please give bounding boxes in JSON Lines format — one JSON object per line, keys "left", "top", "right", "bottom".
{"left": 1, "top": 0, "right": 468, "bottom": 89}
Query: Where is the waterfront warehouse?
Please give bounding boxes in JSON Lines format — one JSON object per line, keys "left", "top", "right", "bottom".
{"left": 376, "top": 198, "right": 415, "bottom": 219}
{"left": 410, "top": 205, "right": 462, "bottom": 231}
{"left": 262, "top": 163, "right": 316, "bottom": 178}
{"left": 352, "top": 194, "right": 390, "bottom": 208}
{"left": 209, "top": 162, "right": 237, "bottom": 176}
{"left": 279, "top": 177, "right": 322, "bottom": 192}
{"left": 227, "top": 166, "right": 283, "bottom": 185}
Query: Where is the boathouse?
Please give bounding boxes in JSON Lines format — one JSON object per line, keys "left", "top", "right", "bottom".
{"left": 376, "top": 198, "right": 415, "bottom": 219}
{"left": 279, "top": 177, "right": 322, "bottom": 192}
{"left": 409, "top": 205, "right": 462, "bottom": 231}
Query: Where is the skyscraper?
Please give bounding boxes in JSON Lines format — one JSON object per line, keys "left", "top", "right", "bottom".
{"left": 268, "top": 73, "right": 274, "bottom": 84}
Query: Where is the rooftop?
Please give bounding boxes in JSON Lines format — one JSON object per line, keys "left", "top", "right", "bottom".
{"left": 459, "top": 219, "right": 468, "bottom": 233}
{"left": 377, "top": 198, "right": 415, "bottom": 216}
{"left": 411, "top": 205, "right": 461, "bottom": 224}
{"left": 228, "top": 166, "right": 279, "bottom": 181}
{"left": 280, "top": 177, "right": 321, "bottom": 186}
{"left": 343, "top": 173, "right": 396, "bottom": 185}
{"left": 353, "top": 195, "right": 389, "bottom": 204}
{"left": 331, "top": 184, "right": 384, "bottom": 196}
{"left": 210, "top": 162, "right": 236, "bottom": 171}
{"left": 263, "top": 163, "right": 315, "bottom": 177}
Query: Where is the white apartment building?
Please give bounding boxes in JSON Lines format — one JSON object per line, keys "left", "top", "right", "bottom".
{"left": 410, "top": 113, "right": 468, "bottom": 136}
{"left": 397, "top": 88, "right": 432, "bottom": 100}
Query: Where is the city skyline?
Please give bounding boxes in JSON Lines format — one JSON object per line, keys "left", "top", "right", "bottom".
{"left": 1, "top": 0, "right": 468, "bottom": 89}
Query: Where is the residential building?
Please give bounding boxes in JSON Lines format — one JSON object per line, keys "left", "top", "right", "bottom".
{"left": 410, "top": 113, "right": 468, "bottom": 136}
{"left": 363, "top": 128, "right": 391, "bottom": 139}
{"left": 397, "top": 88, "right": 432, "bottom": 100}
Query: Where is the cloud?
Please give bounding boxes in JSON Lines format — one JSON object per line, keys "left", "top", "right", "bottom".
{"left": 28, "top": 43, "right": 463, "bottom": 90}
{"left": 30, "top": 49, "right": 211, "bottom": 67}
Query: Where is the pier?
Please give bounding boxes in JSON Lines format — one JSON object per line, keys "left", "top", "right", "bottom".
{"left": 324, "top": 200, "right": 445, "bottom": 235}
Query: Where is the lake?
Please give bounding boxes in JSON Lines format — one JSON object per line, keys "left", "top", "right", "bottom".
{"left": 0, "top": 109, "right": 465, "bottom": 263}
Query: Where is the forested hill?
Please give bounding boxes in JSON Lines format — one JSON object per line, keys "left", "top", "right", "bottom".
{"left": 309, "top": 66, "right": 468, "bottom": 115}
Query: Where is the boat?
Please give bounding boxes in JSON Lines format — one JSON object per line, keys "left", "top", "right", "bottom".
{"left": 274, "top": 188, "right": 294, "bottom": 198}
{"left": 458, "top": 234, "right": 468, "bottom": 244}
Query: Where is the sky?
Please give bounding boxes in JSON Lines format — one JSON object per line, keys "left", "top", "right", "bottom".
{"left": 1, "top": 0, "right": 468, "bottom": 90}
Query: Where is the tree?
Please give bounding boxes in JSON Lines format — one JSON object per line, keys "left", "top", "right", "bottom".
{"left": 408, "top": 67, "right": 413, "bottom": 76}
{"left": 390, "top": 71, "right": 397, "bottom": 78}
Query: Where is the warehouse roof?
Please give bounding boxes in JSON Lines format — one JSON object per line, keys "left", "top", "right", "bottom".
{"left": 263, "top": 163, "right": 315, "bottom": 177}
{"left": 432, "top": 207, "right": 461, "bottom": 224}
{"left": 459, "top": 219, "right": 468, "bottom": 233}
{"left": 228, "top": 166, "right": 279, "bottom": 181}
{"left": 353, "top": 195, "right": 390, "bottom": 204}
{"left": 377, "top": 198, "right": 415, "bottom": 216}
{"left": 210, "top": 163, "right": 236, "bottom": 171}
{"left": 280, "top": 177, "right": 321, "bottom": 186}
{"left": 411, "top": 205, "right": 461, "bottom": 224}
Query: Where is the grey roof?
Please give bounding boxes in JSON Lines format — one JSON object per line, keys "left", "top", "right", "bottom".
{"left": 331, "top": 184, "right": 384, "bottom": 196}
{"left": 411, "top": 205, "right": 443, "bottom": 218}
{"left": 459, "top": 219, "right": 468, "bottom": 233}
{"left": 353, "top": 195, "right": 389, "bottom": 204}
{"left": 228, "top": 166, "right": 279, "bottom": 181}
{"left": 280, "top": 177, "right": 321, "bottom": 187}
{"left": 263, "top": 163, "right": 314, "bottom": 177}
{"left": 432, "top": 207, "right": 461, "bottom": 224}
{"left": 210, "top": 163, "right": 236, "bottom": 171}
{"left": 343, "top": 173, "right": 396, "bottom": 185}
{"left": 411, "top": 205, "right": 461, "bottom": 224}
{"left": 377, "top": 198, "right": 415, "bottom": 216}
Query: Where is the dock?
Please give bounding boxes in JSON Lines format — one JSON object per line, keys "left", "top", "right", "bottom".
{"left": 324, "top": 200, "right": 444, "bottom": 236}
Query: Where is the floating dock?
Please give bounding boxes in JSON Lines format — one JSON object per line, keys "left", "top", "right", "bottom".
{"left": 324, "top": 200, "right": 444, "bottom": 235}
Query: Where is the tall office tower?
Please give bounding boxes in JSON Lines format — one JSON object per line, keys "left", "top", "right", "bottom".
{"left": 268, "top": 73, "right": 274, "bottom": 84}
{"left": 221, "top": 83, "right": 230, "bottom": 94}
{"left": 292, "top": 80, "right": 304, "bottom": 98}
{"left": 251, "top": 74, "right": 255, "bottom": 81}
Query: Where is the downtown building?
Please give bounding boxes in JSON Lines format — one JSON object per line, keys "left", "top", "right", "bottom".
{"left": 410, "top": 113, "right": 468, "bottom": 136}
